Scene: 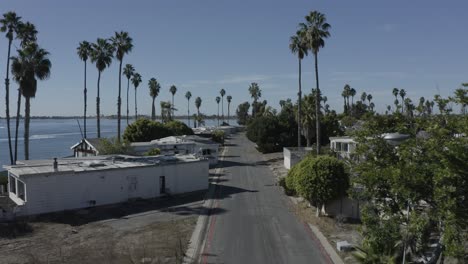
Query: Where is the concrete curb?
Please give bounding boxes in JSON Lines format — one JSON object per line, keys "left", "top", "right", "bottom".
{"left": 184, "top": 146, "right": 227, "bottom": 264}
{"left": 308, "top": 224, "right": 345, "bottom": 264}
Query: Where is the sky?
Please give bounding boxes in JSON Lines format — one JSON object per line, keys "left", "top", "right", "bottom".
{"left": 0, "top": 0, "right": 467, "bottom": 116}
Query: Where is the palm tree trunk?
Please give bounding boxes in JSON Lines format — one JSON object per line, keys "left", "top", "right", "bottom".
{"left": 314, "top": 52, "right": 321, "bottom": 155}
{"left": 228, "top": 103, "right": 230, "bottom": 125}
{"left": 117, "top": 60, "right": 122, "bottom": 142}
{"left": 217, "top": 104, "right": 220, "bottom": 126}
{"left": 351, "top": 96, "right": 354, "bottom": 115}
{"left": 14, "top": 88, "right": 21, "bottom": 163}
{"left": 298, "top": 57, "right": 302, "bottom": 148}
{"left": 151, "top": 97, "right": 156, "bottom": 120}
{"left": 221, "top": 97, "right": 224, "bottom": 124}
{"left": 84, "top": 60, "right": 87, "bottom": 138}
{"left": 171, "top": 95, "right": 174, "bottom": 117}
{"left": 197, "top": 108, "right": 200, "bottom": 127}
{"left": 5, "top": 38, "right": 14, "bottom": 164}
{"left": 134, "top": 88, "right": 138, "bottom": 120}
{"left": 187, "top": 99, "right": 190, "bottom": 127}
{"left": 126, "top": 77, "right": 130, "bottom": 124}
{"left": 97, "top": 71, "right": 101, "bottom": 138}
{"left": 24, "top": 96, "right": 31, "bottom": 160}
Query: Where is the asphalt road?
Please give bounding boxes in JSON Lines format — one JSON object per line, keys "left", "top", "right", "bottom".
{"left": 200, "top": 133, "right": 329, "bottom": 264}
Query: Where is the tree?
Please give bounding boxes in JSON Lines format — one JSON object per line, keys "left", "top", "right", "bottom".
{"left": 236, "top": 102, "right": 250, "bottom": 125}
{"left": 90, "top": 38, "right": 114, "bottom": 138}
{"left": 220, "top": 88, "right": 226, "bottom": 123}
{"left": 293, "top": 155, "right": 349, "bottom": 216}
{"left": 452, "top": 86, "right": 467, "bottom": 115}
{"left": 195, "top": 97, "right": 202, "bottom": 127}
{"left": 290, "top": 32, "right": 308, "bottom": 148}
{"left": 132, "top": 72, "right": 142, "bottom": 120}
{"left": 1, "top": 11, "right": 22, "bottom": 165}
{"left": 246, "top": 115, "right": 282, "bottom": 153}
{"left": 11, "top": 43, "right": 51, "bottom": 160}
{"left": 148, "top": 78, "right": 160, "bottom": 121}
{"left": 226, "top": 95, "right": 232, "bottom": 124}
{"left": 248, "top": 82, "right": 261, "bottom": 117}
{"left": 123, "top": 118, "right": 170, "bottom": 142}
{"left": 342, "top": 84, "right": 351, "bottom": 114}
{"left": 160, "top": 101, "right": 172, "bottom": 123}
{"left": 215, "top": 96, "right": 221, "bottom": 126}
{"left": 367, "top": 93, "right": 373, "bottom": 105}
{"left": 98, "top": 138, "right": 133, "bottom": 155}
{"left": 14, "top": 20, "right": 37, "bottom": 163}
{"left": 399, "top": 89, "right": 406, "bottom": 113}
{"left": 110, "top": 31, "right": 133, "bottom": 141}
{"left": 300, "top": 10, "right": 331, "bottom": 155}
{"left": 169, "top": 85, "right": 177, "bottom": 117}
{"left": 123, "top": 64, "right": 135, "bottom": 124}
{"left": 185, "top": 91, "right": 192, "bottom": 127}
{"left": 77, "top": 41, "right": 91, "bottom": 139}
{"left": 165, "top": 120, "right": 194, "bottom": 136}
{"left": 350, "top": 87, "right": 356, "bottom": 113}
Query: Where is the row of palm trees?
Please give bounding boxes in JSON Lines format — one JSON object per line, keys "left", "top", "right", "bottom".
{"left": 289, "top": 10, "right": 331, "bottom": 153}
{"left": 215, "top": 89, "right": 233, "bottom": 126}
{"left": 1, "top": 12, "right": 52, "bottom": 163}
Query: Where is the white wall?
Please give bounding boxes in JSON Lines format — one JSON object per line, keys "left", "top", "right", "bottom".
{"left": 13, "top": 160, "right": 209, "bottom": 216}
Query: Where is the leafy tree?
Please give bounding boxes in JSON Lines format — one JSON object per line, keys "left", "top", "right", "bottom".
{"left": 90, "top": 38, "right": 114, "bottom": 138}
{"left": 195, "top": 97, "right": 202, "bottom": 127}
{"left": 290, "top": 32, "right": 308, "bottom": 147}
{"left": 110, "top": 31, "right": 133, "bottom": 141}
{"left": 160, "top": 101, "right": 172, "bottom": 123}
{"left": 77, "top": 41, "right": 91, "bottom": 139}
{"left": 226, "top": 95, "right": 232, "bottom": 124}
{"left": 123, "top": 63, "right": 135, "bottom": 124}
{"left": 123, "top": 118, "right": 170, "bottom": 142}
{"left": 1, "top": 11, "right": 22, "bottom": 164}
{"left": 144, "top": 148, "right": 161, "bottom": 156}
{"left": 11, "top": 43, "right": 51, "bottom": 160}
{"left": 236, "top": 101, "right": 250, "bottom": 125}
{"left": 451, "top": 85, "right": 467, "bottom": 115}
{"left": 131, "top": 72, "right": 142, "bottom": 119}
{"left": 248, "top": 82, "right": 261, "bottom": 117}
{"left": 277, "top": 99, "right": 298, "bottom": 147}
{"left": 185, "top": 91, "right": 192, "bottom": 127}
{"left": 148, "top": 78, "right": 160, "bottom": 121}
{"left": 299, "top": 10, "right": 331, "bottom": 155}
{"left": 246, "top": 115, "right": 282, "bottom": 153}
{"left": 99, "top": 137, "right": 134, "bottom": 155}
{"left": 164, "top": 120, "right": 194, "bottom": 136}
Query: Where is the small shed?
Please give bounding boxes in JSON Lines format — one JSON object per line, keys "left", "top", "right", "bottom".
{"left": 283, "top": 147, "right": 314, "bottom": 170}
{"left": 70, "top": 138, "right": 103, "bottom": 157}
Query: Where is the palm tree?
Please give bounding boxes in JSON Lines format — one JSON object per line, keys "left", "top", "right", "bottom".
{"left": 185, "top": 91, "right": 192, "bottom": 126}
{"left": 343, "top": 84, "right": 351, "bottom": 113}
{"left": 77, "top": 41, "right": 91, "bottom": 139}
{"left": 300, "top": 10, "right": 331, "bottom": 154}
{"left": 11, "top": 43, "right": 51, "bottom": 160}
{"left": 148, "top": 78, "right": 160, "bottom": 120}
{"left": 226, "top": 95, "right": 232, "bottom": 124}
{"left": 399, "top": 89, "right": 406, "bottom": 113}
{"left": 110, "top": 31, "right": 133, "bottom": 141}
{"left": 350, "top": 87, "right": 356, "bottom": 113}
{"left": 1, "top": 11, "right": 22, "bottom": 164}
{"left": 392, "top": 88, "right": 399, "bottom": 101}
{"left": 341, "top": 90, "right": 347, "bottom": 113}
{"left": 132, "top": 72, "right": 142, "bottom": 120}
{"left": 90, "top": 38, "right": 114, "bottom": 138}
{"left": 169, "top": 85, "right": 177, "bottom": 117}
{"left": 367, "top": 94, "right": 373, "bottom": 105}
{"left": 195, "top": 97, "right": 202, "bottom": 127}
{"left": 14, "top": 21, "right": 37, "bottom": 163}
{"left": 290, "top": 32, "right": 308, "bottom": 148}
{"left": 361, "top": 92, "right": 367, "bottom": 104}
{"left": 123, "top": 64, "right": 135, "bottom": 124}
{"left": 216, "top": 96, "right": 221, "bottom": 126}
{"left": 220, "top": 89, "right": 226, "bottom": 124}
{"left": 248, "top": 82, "right": 261, "bottom": 117}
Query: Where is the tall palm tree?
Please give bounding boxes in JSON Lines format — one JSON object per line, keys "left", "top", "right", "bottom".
{"left": 361, "top": 92, "right": 367, "bottom": 104}
{"left": 300, "top": 10, "right": 331, "bottom": 154}
{"left": 185, "top": 91, "right": 192, "bottom": 127}
{"left": 248, "top": 82, "right": 261, "bottom": 117}
{"left": 90, "top": 38, "right": 114, "bottom": 138}
{"left": 367, "top": 94, "right": 373, "bottom": 105}
{"left": 341, "top": 90, "right": 347, "bottom": 113}
{"left": 132, "top": 72, "right": 142, "bottom": 120}
{"left": 399, "top": 89, "right": 406, "bottom": 113}
{"left": 350, "top": 87, "right": 356, "bottom": 113}
{"left": 77, "top": 41, "right": 91, "bottom": 139}
{"left": 148, "top": 78, "right": 160, "bottom": 120}
{"left": 216, "top": 96, "right": 221, "bottom": 126}
{"left": 110, "top": 31, "right": 133, "bottom": 141}
{"left": 11, "top": 43, "right": 51, "bottom": 160}
{"left": 123, "top": 64, "right": 134, "bottom": 124}
{"left": 14, "top": 21, "right": 37, "bottom": 163}
{"left": 195, "top": 97, "right": 202, "bottom": 127}
{"left": 226, "top": 95, "right": 232, "bottom": 124}
{"left": 1, "top": 11, "right": 22, "bottom": 164}
{"left": 289, "top": 33, "right": 308, "bottom": 148}
{"left": 392, "top": 88, "right": 399, "bottom": 101}
{"left": 220, "top": 89, "right": 226, "bottom": 123}
{"left": 343, "top": 84, "right": 351, "bottom": 113}
{"left": 169, "top": 85, "right": 177, "bottom": 116}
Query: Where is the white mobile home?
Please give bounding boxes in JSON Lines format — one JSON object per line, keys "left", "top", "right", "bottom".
{"left": 4, "top": 155, "right": 209, "bottom": 217}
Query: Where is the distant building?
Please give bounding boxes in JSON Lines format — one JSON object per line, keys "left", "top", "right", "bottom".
{"left": 3, "top": 155, "right": 209, "bottom": 217}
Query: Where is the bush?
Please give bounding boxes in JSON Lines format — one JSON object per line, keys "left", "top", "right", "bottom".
{"left": 123, "top": 118, "right": 171, "bottom": 142}
{"left": 144, "top": 148, "right": 161, "bottom": 156}
{"left": 0, "top": 171, "right": 7, "bottom": 188}
{"left": 164, "top": 120, "right": 194, "bottom": 136}
{"left": 294, "top": 155, "right": 349, "bottom": 212}
{"left": 99, "top": 138, "right": 134, "bottom": 155}
{"left": 211, "top": 130, "right": 225, "bottom": 144}
{"left": 246, "top": 115, "right": 282, "bottom": 153}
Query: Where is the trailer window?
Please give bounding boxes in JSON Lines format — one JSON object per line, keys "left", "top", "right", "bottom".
{"left": 9, "top": 175, "right": 16, "bottom": 194}
{"left": 17, "top": 180, "right": 25, "bottom": 201}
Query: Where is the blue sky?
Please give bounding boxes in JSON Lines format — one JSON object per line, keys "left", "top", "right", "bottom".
{"left": 0, "top": 0, "right": 466, "bottom": 116}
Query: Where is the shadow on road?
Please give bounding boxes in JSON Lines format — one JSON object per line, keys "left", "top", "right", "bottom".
{"left": 220, "top": 160, "right": 251, "bottom": 168}
{"left": 215, "top": 185, "right": 258, "bottom": 200}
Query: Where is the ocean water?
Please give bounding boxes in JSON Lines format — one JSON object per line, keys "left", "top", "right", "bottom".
{"left": 0, "top": 117, "right": 219, "bottom": 169}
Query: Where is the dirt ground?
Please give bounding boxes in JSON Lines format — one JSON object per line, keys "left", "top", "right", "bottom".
{"left": 262, "top": 151, "right": 362, "bottom": 264}
{"left": 0, "top": 190, "right": 208, "bottom": 264}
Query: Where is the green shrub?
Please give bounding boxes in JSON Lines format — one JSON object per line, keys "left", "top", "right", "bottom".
{"left": 211, "top": 130, "right": 225, "bottom": 144}
{"left": 123, "top": 118, "right": 171, "bottom": 142}
{"left": 144, "top": 148, "right": 161, "bottom": 156}
{"left": 98, "top": 138, "right": 134, "bottom": 155}
{"left": 284, "top": 164, "right": 299, "bottom": 196}
{"left": 164, "top": 120, "right": 194, "bottom": 136}
{"left": 246, "top": 115, "right": 282, "bottom": 153}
